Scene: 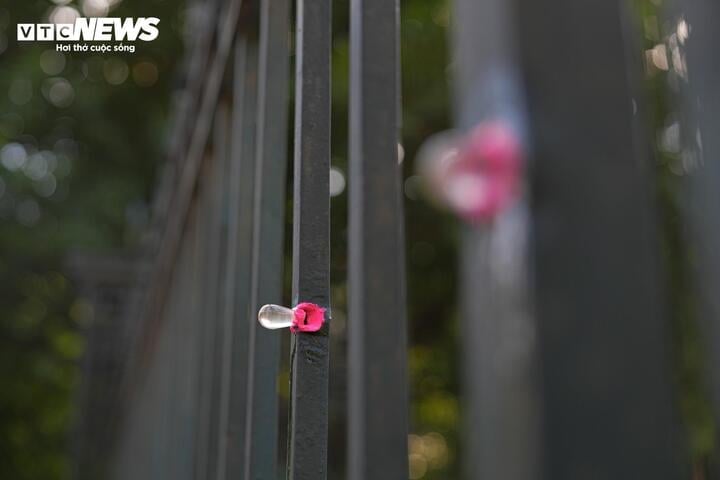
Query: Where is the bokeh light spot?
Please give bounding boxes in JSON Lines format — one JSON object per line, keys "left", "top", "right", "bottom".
{"left": 49, "top": 6, "right": 80, "bottom": 24}
{"left": 24, "top": 152, "right": 50, "bottom": 181}
{"left": 132, "top": 61, "right": 159, "bottom": 87}
{"left": 40, "top": 50, "right": 66, "bottom": 76}
{"left": 1, "top": 143, "right": 28, "bottom": 171}
{"left": 409, "top": 453, "right": 428, "bottom": 479}
{"left": 43, "top": 78, "right": 75, "bottom": 108}
{"left": 104, "top": 58, "right": 129, "bottom": 85}
{"left": 34, "top": 175, "right": 58, "bottom": 198}
{"left": 329, "top": 167, "right": 346, "bottom": 197}
{"left": 82, "top": 0, "right": 110, "bottom": 18}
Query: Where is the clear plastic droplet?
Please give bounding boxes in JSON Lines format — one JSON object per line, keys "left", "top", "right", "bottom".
{"left": 258, "top": 304, "right": 295, "bottom": 330}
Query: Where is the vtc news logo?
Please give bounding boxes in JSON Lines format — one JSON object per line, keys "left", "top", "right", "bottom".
{"left": 17, "top": 17, "right": 160, "bottom": 42}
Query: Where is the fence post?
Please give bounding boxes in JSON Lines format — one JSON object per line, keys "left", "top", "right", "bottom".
{"left": 511, "top": 0, "right": 684, "bottom": 477}
{"left": 348, "top": 0, "right": 409, "bottom": 479}
{"left": 287, "top": 0, "right": 332, "bottom": 478}
{"left": 451, "top": 0, "right": 540, "bottom": 477}
{"left": 244, "top": 0, "right": 292, "bottom": 476}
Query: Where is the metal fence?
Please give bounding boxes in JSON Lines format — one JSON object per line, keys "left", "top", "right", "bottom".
{"left": 70, "top": 0, "right": 720, "bottom": 479}
{"left": 75, "top": 0, "right": 405, "bottom": 479}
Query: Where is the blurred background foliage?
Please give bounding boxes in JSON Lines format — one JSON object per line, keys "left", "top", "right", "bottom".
{"left": 0, "top": 0, "right": 182, "bottom": 478}
{"left": 0, "top": 0, "right": 715, "bottom": 479}
{"left": 640, "top": 0, "right": 718, "bottom": 466}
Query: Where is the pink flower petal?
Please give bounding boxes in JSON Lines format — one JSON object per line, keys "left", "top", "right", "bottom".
{"left": 291, "top": 303, "right": 326, "bottom": 333}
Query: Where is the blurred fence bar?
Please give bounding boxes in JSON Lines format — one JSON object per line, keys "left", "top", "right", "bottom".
{"left": 287, "top": 0, "right": 332, "bottom": 478}
{"left": 672, "top": 0, "right": 720, "bottom": 473}
{"left": 208, "top": 100, "right": 234, "bottom": 480}
{"left": 66, "top": 253, "right": 145, "bottom": 480}
{"left": 194, "top": 109, "right": 219, "bottom": 480}
{"left": 214, "top": 33, "right": 255, "bottom": 480}
{"left": 347, "top": 0, "right": 409, "bottom": 479}
{"left": 452, "top": 0, "right": 540, "bottom": 478}
{"left": 193, "top": 150, "right": 220, "bottom": 480}
{"left": 511, "top": 0, "right": 683, "bottom": 478}
{"left": 102, "top": 1, "right": 283, "bottom": 479}
{"left": 244, "top": 0, "right": 291, "bottom": 475}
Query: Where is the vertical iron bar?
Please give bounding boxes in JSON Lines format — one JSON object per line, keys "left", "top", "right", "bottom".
{"left": 452, "top": 0, "right": 540, "bottom": 479}
{"left": 206, "top": 101, "right": 232, "bottom": 480}
{"left": 348, "top": 0, "right": 408, "bottom": 479}
{"left": 193, "top": 153, "right": 222, "bottom": 480}
{"left": 188, "top": 203, "right": 207, "bottom": 480}
{"left": 244, "top": 0, "right": 292, "bottom": 477}
{"left": 160, "top": 294, "right": 178, "bottom": 480}
{"left": 511, "top": 0, "right": 683, "bottom": 477}
{"left": 161, "top": 255, "right": 182, "bottom": 480}
{"left": 216, "top": 34, "right": 250, "bottom": 480}
{"left": 224, "top": 32, "right": 260, "bottom": 480}
{"left": 287, "top": 0, "right": 332, "bottom": 478}
{"left": 203, "top": 139, "right": 227, "bottom": 480}
{"left": 177, "top": 211, "right": 202, "bottom": 480}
